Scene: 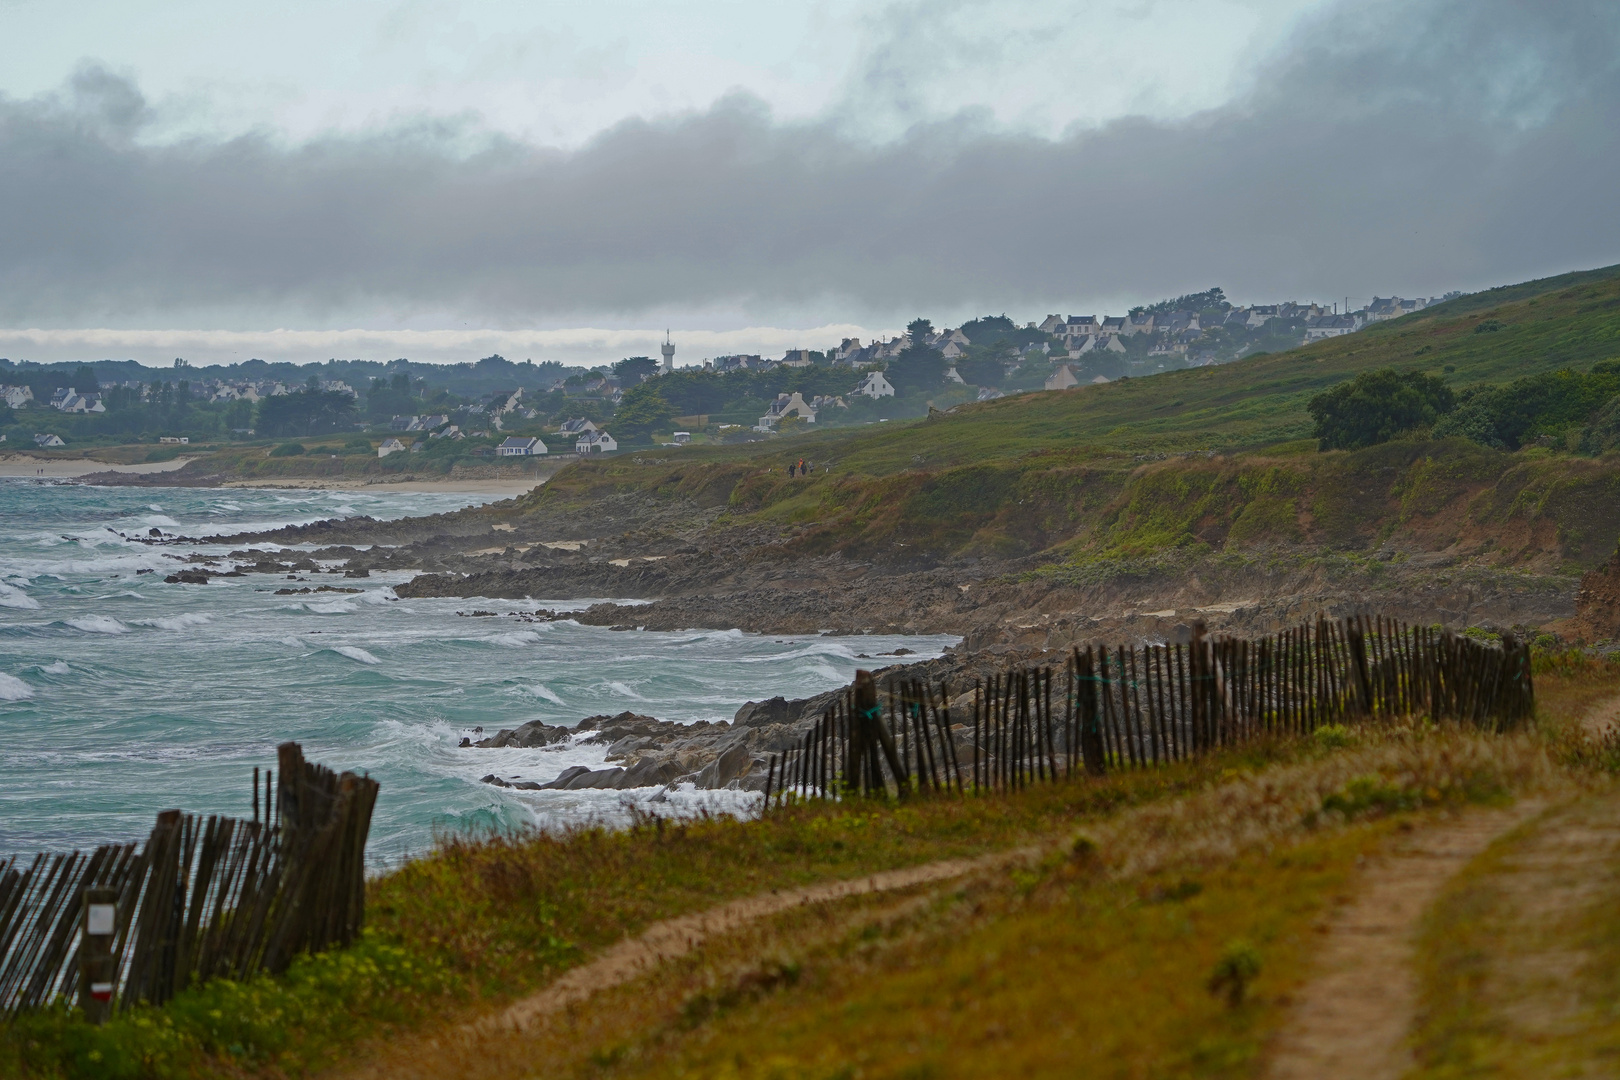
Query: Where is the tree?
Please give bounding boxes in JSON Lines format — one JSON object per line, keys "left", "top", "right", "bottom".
{"left": 889, "top": 317, "right": 946, "bottom": 389}
{"left": 610, "top": 383, "right": 675, "bottom": 444}
{"left": 958, "top": 314, "right": 1017, "bottom": 346}
{"left": 1308, "top": 368, "right": 1455, "bottom": 450}
{"left": 257, "top": 389, "right": 359, "bottom": 437}
{"left": 955, "top": 356, "right": 1007, "bottom": 387}
{"left": 614, "top": 356, "right": 660, "bottom": 383}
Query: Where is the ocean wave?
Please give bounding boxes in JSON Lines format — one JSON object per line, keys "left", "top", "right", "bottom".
{"left": 0, "top": 674, "right": 34, "bottom": 700}
{"left": 139, "top": 514, "right": 180, "bottom": 528}
{"left": 493, "top": 631, "right": 541, "bottom": 647}
{"left": 0, "top": 584, "right": 40, "bottom": 609}
{"left": 132, "top": 613, "right": 214, "bottom": 631}
{"left": 358, "top": 588, "right": 397, "bottom": 604}
{"left": 331, "top": 645, "right": 381, "bottom": 665}
{"left": 65, "top": 615, "right": 128, "bottom": 634}
{"left": 528, "top": 683, "right": 566, "bottom": 705}
{"left": 39, "top": 660, "right": 69, "bottom": 675}
{"left": 608, "top": 681, "right": 649, "bottom": 700}
{"left": 305, "top": 600, "right": 357, "bottom": 614}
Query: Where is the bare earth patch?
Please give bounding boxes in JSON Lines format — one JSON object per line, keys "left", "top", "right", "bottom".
{"left": 1262, "top": 802, "right": 1543, "bottom": 1080}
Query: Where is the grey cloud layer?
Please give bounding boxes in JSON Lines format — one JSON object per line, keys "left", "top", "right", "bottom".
{"left": 1, "top": 0, "right": 1616, "bottom": 326}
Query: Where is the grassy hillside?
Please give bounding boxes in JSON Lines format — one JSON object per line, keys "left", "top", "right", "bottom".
{"left": 512, "top": 264, "right": 1620, "bottom": 570}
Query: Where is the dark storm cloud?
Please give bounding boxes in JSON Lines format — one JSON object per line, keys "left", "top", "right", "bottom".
{"left": 0, "top": 0, "right": 1616, "bottom": 325}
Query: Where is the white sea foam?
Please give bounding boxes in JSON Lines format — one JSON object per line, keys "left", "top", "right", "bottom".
{"left": 332, "top": 645, "right": 381, "bottom": 665}
{"left": 66, "top": 615, "right": 128, "bottom": 634}
{"left": 0, "top": 674, "right": 34, "bottom": 700}
{"left": 133, "top": 613, "right": 213, "bottom": 631}
{"left": 608, "top": 681, "right": 649, "bottom": 700}
{"left": 140, "top": 515, "right": 180, "bottom": 528}
{"left": 493, "top": 631, "right": 541, "bottom": 647}
{"left": 358, "top": 588, "right": 397, "bottom": 605}
{"left": 0, "top": 584, "right": 39, "bottom": 609}
{"left": 529, "top": 684, "right": 566, "bottom": 705}
{"left": 39, "top": 659, "right": 70, "bottom": 674}
{"left": 305, "top": 600, "right": 357, "bottom": 614}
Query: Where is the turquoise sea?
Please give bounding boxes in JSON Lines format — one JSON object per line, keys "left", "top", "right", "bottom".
{"left": 0, "top": 481, "right": 953, "bottom": 864}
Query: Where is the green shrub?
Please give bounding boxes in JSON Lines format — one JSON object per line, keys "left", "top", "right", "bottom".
{"left": 270, "top": 442, "right": 305, "bottom": 457}
{"left": 8, "top": 931, "right": 459, "bottom": 1079}
{"left": 1308, "top": 368, "right": 1455, "bottom": 450}
{"left": 1312, "top": 724, "right": 1354, "bottom": 750}
{"left": 1207, "top": 939, "right": 1262, "bottom": 1006}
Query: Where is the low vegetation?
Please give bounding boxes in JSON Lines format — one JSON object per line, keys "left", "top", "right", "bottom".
{"left": 7, "top": 652, "right": 1614, "bottom": 1079}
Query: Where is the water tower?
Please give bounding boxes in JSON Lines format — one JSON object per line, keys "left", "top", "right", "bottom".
{"left": 661, "top": 330, "right": 675, "bottom": 374}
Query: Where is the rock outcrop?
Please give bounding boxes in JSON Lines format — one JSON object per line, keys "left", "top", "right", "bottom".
{"left": 1572, "top": 546, "right": 1620, "bottom": 643}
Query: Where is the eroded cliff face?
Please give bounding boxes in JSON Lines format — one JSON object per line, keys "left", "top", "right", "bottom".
{"left": 1572, "top": 547, "right": 1620, "bottom": 643}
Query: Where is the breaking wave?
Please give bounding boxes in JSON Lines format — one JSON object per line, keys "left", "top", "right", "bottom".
{"left": 65, "top": 615, "right": 128, "bottom": 634}
{"left": 0, "top": 673, "right": 34, "bottom": 700}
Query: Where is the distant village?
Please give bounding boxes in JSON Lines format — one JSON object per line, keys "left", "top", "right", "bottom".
{"left": 0, "top": 291, "right": 1450, "bottom": 454}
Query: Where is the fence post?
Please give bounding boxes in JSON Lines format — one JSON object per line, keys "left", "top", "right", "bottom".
{"left": 78, "top": 887, "right": 118, "bottom": 1024}
{"left": 1077, "top": 648, "right": 1106, "bottom": 776}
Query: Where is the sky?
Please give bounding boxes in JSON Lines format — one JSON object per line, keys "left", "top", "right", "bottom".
{"left": 0, "top": 0, "right": 1616, "bottom": 367}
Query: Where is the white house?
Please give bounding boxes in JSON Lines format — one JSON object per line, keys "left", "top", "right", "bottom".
{"left": 976, "top": 387, "right": 1004, "bottom": 401}
{"left": 158, "top": 436, "right": 189, "bottom": 445}
{"left": 2, "top": 385, "right": 33, "bottom": 409}
{"left": 757, "top": 392, "right": 818, "bottom": 431}
{"left": 33, "top": 433, "right": 64, "bottom": 447}
{"left": 377, "top": 438, "right": 408, "bottom": 457}
{"left": 497, "top": 436, "right": 547, "bottom": 456}
{"left": 945, "top": 365, "right": 965, "bottom": 384}
{"left": 853, "top": 371, "right": 896, "bottom": 398}
{"left": 1100, "top": 316, "right": 1127, "bottom": 335}
{"left": 1044, "top": 364, "right": 1081, "bottom": 391}
{"left": 1067, "top": 334, "right": 1126, "bottom": 357}
{"left": 671, "top": 431, "right": 691, "bottom": 445}
{"left": 1304, "top": 314, "right": 1361, "bottom": 341}
{"left": 50, "top": 387, "right": 105, "bottom": 413}
{"left": 1038, "top": 314, "right": 1067, "bottom": 334}
{"left": 576, "top": 430, "right": 618, "bottom": 454}
{"left": 558, "top": 418, "right": 597, "bottom": 436}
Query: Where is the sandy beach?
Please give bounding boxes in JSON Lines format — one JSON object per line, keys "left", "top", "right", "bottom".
{"left": 0, "top": 454, "right": 545, "bottom": 496}
{"left": 0, "top": 454, "right": 196, "bottom": 478}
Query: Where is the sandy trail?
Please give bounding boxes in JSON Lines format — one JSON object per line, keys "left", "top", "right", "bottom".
{"left": 481, "top": 849, "right": 1031, "bottom": 1037}
{"left": 1262, "top": 802, "right": 1544, "bottom": 1080}
{"left": 332, "top": 848, "right": 1034, "bottom": 1080}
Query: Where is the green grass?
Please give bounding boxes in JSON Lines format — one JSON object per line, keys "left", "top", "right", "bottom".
{"left": 6, "top": 696, "right": 1586, "bottom": 1080}
{"left": 1, "top": 742, "right": 1319, "bottom": 1079}
{"left": 508, "top": 263, "right": 1620, "bottom": 567}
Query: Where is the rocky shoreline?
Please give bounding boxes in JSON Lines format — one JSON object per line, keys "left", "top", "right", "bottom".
{"left": 121, "top": 480, "right": 1591, "bottom": 802}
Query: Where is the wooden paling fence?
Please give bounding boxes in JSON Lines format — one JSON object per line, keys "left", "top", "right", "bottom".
{"left": 0, "top": 742, "right": 378, "bottom": 1022}
{"left": 764, "top": 614, "right": 1534, "bottom": 804}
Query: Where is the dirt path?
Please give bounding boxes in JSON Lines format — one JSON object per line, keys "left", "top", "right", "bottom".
{"left": 333, "top": 848, "right": 1034, "bottom": 1080}
{"left": 1262, "top": 802, "right": 1544, "bottom": 1080}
